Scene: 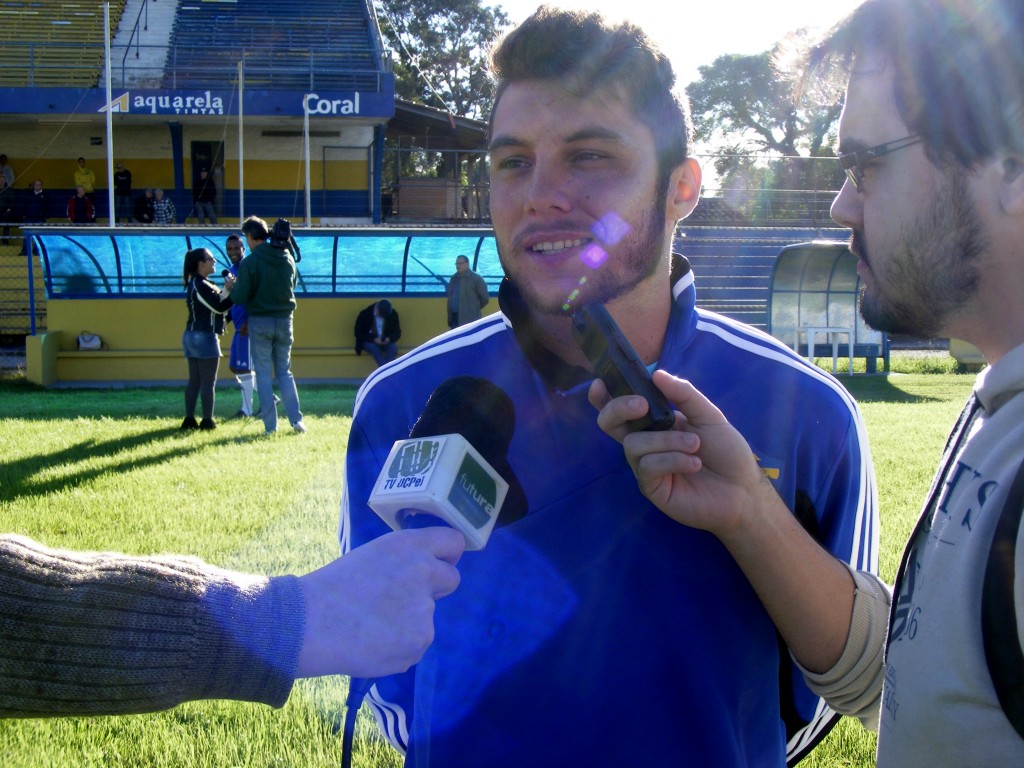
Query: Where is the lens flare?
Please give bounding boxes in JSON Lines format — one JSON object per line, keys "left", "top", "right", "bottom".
{"left": 580, "top": 242, "right": 608, "bottom": 269}
{"left": 562, "top": 212, "right": 633, "bottom": 310}
{"left": 594, "top": 211, "right": 629, "bottom": 247}
{"left": 561, "top": 277, "right": 588, "bottom": 312}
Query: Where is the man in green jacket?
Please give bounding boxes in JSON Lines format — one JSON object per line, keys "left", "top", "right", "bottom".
{"left": 230, "top": 216, "right": 305, "bottom": 435}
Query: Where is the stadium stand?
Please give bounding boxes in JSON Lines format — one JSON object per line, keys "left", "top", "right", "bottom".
{"left": 163, "top": 0, "right": 384, "bottom": 90}
{"left": 3, "top": 0, "right": 873, "bottom": 378}
{"left": 0, "top": 0, "right": 127, "bottom": 87}
{"left": 677, "top": 226, "right": 849, "bottom": 330}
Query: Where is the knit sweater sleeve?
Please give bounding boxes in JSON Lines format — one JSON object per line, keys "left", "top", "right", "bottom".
{"left": 0, "top": 534, "right": 304, "bottom": 717}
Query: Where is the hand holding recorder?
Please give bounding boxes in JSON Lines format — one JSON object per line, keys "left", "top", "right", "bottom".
{"left": 589, "top": 368, "right": 781, "bottom": 540}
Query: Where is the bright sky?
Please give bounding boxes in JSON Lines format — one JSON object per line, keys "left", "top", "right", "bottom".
{"left": 493, "top": 0, "right": 864, "bottom": 84}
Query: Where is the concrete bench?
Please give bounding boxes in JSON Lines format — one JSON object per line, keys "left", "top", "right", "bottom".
{"left": 30, "top": 334, "right": 414, "bottom": 386}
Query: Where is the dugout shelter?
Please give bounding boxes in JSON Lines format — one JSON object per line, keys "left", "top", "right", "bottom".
{"left": 767, "top": 240, "right": 889, "bottom": 374}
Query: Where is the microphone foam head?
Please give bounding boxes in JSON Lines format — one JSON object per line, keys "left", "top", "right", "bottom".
{"left": 410, "top": 376, "right": 515, "bottom": 455}
{"left": 408, "top": 376, "right": 526, "bottom": 527}
{"left": 369, "top": 433, "right": 508, "bottom": 550}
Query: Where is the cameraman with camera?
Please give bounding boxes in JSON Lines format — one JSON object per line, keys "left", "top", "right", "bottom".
{"left": 230, "top": 216, "right": 306, "bottom": 435}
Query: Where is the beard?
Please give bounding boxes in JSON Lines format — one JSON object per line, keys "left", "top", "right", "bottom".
{"left": 496, "top": 195, "right": 669, "bottom": 316}
{"left": 853, "top": 170, "right": 983, "bottom": 338}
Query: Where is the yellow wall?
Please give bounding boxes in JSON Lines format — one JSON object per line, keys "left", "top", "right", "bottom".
{"left": 30, "top": 295, "right": 493, "bottom": 384}
{"left": 3, "top": 124, "right": 373, "bottom": 193}
{"left": 222, "top": 159, "right": 367, "bottom": 190}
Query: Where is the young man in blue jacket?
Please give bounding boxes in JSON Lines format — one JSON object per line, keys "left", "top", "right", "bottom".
{"left": 341, "top": 8, "right": 880, "bottom": 766}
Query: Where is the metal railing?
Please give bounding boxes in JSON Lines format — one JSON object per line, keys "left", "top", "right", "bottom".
{"left": 380, "top": 149, "right": 846, "bottom": 228}
{"left": 0, "top": 41, "right": 390, "bottom": 92}
{"left": 121, "top": 0, "right": 151, "bottom": 76}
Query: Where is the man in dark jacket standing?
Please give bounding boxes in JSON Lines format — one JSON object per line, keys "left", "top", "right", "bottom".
{"left": 192, "top": 168, "right": 217, "bottom": 224}
{"left": 23, "top": 179, "right": 46, "bottom": 223}
{"left": 19, "top": 179, "right": 47, "bottom": 255}
{"left": 354, "top": 299, "right": 401, "bottom": 366}
{"left": 133, "top": 188, "right": 155, "bottom": 224}
{"left": 230, "top": 216, "right": 305, "bottom": 435}
{"left": 113, "top": 162, "right": 132, "bottom": 223}
{"left": 445, "top": 254, "right": 489, "bottom": 328}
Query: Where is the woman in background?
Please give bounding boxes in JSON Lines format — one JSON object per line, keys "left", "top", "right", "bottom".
{"left": 181, "top": 248, "right": 232, "bottom": 430}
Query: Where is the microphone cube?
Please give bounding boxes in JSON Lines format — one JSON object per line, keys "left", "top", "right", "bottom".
{"left": 368, "top": 433, "right": 509, "bottom": 550}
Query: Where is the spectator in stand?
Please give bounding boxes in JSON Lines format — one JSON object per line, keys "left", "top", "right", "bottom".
{"left": 0, "top": 175, "right": 14, "bottom": 245}
{"left": 74, "top": 157, "right": 95, "bottom": 195}
{"left": 22, "top": 180, "right": 46, "bottom": 224}
{"left": 67, "top": 185, "right": 95, "bottom": 224}
{"left": 0, "top": 154, "right": 14, "bottom": 186}
{"left": 153, "top": 188, "right": 176, "bottom": 225}
{"left": 19, "top": 179, "right": 47, "bottom": 255}
{"left": 192, "top": 168, "right": 217, "bottom": 224}
{"left": 113, "top": 162, "right": 132, "bottom": 223}
{"left": 134, "top": 188, "right": 155, "bottom": 224}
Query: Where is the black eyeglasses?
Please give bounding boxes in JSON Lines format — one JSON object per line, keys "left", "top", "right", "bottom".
{"left": 838, "top": 135, "right": 922, "bottom": 192}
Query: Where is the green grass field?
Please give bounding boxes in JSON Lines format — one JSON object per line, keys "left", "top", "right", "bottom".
{"left": 0, "top": 358, "right": 977, "bottom": 767}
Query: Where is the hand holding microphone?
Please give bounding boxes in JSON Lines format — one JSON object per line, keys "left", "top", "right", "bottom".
{"left": 302, "top": 381, "right": 522, "bottom": 680}
{"left": 295, "top": 527, "right": 464, "bottom": 679}
{"left": 344, "top": 377, "right": 528, "bottom": 768}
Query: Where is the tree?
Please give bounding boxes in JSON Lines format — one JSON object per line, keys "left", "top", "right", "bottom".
{"left": 687, "top": 31, "right": 846, "bottom": 159}
{"left": 685, "top": 32, "right": 849, "bottom": 226}
{"left": 375, "top": 0, "right": 509, "bottom": 120}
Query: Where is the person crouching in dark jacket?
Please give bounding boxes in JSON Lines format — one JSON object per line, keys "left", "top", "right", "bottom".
{"left": 354, "top": 299, "right": 401, "bottom": 367}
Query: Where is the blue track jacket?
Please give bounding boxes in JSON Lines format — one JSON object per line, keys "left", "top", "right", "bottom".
{"left": 341, "top": 255, "right": 879, "bottom": 768}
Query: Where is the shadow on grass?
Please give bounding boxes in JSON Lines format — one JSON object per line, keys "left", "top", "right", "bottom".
{"left": 0, "top": 426, "right": 252, "bottom": 503}
{"left": 840, "top": 372, "right": 973, "bottom": 405}
{"left": 0, "top": 378, "right": 359, "bottom": 421}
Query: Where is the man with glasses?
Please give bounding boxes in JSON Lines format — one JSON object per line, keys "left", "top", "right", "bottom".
{"left": 797, "top": 1, "right": 1024, "bottom": 764}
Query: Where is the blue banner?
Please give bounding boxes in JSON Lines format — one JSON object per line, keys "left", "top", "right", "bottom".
{"left": 0, "top": 83, "right": 396, "bottom": 118}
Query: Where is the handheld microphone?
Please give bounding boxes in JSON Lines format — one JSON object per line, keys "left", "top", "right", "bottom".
{"left": 368, "top": 376, "right": 526, "bottom": 550}
{"left": 221, "top": 269, "right": 231, "bottom": 278}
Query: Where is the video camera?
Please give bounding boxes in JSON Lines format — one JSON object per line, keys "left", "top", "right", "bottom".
{"left": 269, "top": 218, "right": 292, "bottom": 249}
